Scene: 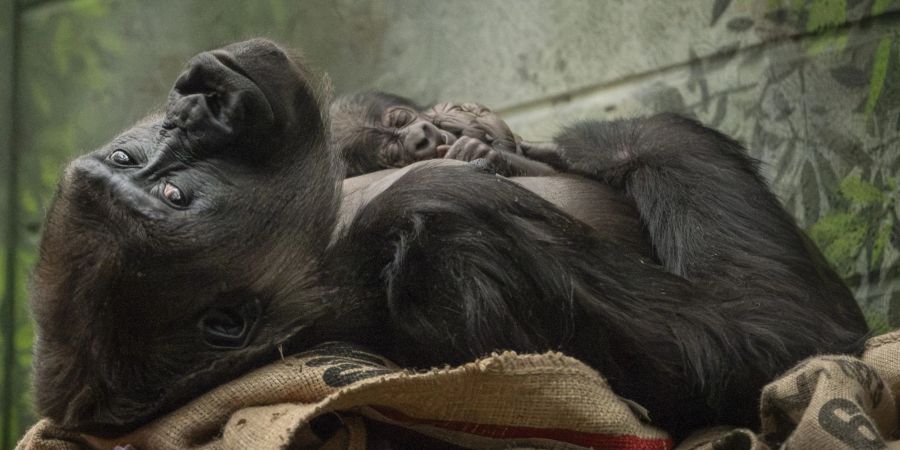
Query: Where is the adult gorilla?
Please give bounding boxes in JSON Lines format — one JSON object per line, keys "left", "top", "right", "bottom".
{"left": 30, "top": 39, "right": 867, "bottom": 439}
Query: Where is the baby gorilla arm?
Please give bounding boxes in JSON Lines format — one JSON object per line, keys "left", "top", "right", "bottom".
{"left": 441, "top": 136, "right": 557, "bottom": 176}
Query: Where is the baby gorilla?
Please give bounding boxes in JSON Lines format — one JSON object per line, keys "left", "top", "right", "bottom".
{"left": 30, "top": 39, "right": 868, "bottom": 441}
{"left": 330, "top": 91, "right": 559, "bottom": 177}
{"left": 332, "top": 93, "right": 654, "bottom": 257}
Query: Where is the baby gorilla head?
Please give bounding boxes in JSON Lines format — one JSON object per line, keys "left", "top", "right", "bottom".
{"left": 329, "top": 92, "right": 520, "bottom": 176}
{"left": 329, "top": 92, "right": 453, "bottom": 175}
{"left": 30, "top": 39, "right": 341, "bottom": 434}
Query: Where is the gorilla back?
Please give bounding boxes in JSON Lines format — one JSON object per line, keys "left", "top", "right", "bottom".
{"left": 30, "top": 39, "right": 867, "bottom": 439}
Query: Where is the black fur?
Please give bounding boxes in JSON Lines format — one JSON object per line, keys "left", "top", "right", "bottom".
{"left": 325, "top": 156, "right": 865, "bottom": 435}
{"left": 30, "top": 40, "right": 868, "bottom": 440}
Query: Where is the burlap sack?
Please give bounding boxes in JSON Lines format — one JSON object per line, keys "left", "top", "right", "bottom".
{"left": 676, "top": 330, "right": 900, "bottom": 450}
{"left": 18, "top": 342, "right": 671, "bottom": 449}
{"left": 18, "top": 332, "right": 900, "bottom": 449}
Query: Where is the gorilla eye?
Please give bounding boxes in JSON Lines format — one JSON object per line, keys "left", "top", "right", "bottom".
{"left": 383, "top": 107, "right": 416, "bottom": 128}
{"left": 380, "top": 142, "right": 404, "bottom": 165}
{"left": 162, "top": 182, "right": 189, "bottom": 207}
{"left": 199, "top": 297, "right": 261, "bottom": 349}
{"left": 109, "top": 149, "right": 136, "bottom": 166}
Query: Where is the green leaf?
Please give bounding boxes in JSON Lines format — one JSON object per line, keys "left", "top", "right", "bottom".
{"left": 807, "top": 31, "right": 848, "bottom": 56}
{"left": 806, "top": 0, "right": 846, "bottom": 31}
{"left": 839, "top": 175, "right": 883, "bottom": 206}
{"left": 809, "top": 212, "right": 868, "bottom": 277}
{"left": 871, "top": 215, "right": 894, "bottom": 270}
{"left": 865, "top": 309, "right": 892, "bottom": 335}
{"left": 865, "top": 36, "right": 892, "bottom": 116}
{"left": 872, "top": 0, "right": 899, "bottom": 15}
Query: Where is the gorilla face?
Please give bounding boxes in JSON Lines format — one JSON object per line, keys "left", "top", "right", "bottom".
{"left": 30, "top": 39, "right": 341, "bottom": 433}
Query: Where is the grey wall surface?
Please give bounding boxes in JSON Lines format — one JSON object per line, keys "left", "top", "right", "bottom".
{"left": 3, "top": 0, "right": 899, "bottom": 442}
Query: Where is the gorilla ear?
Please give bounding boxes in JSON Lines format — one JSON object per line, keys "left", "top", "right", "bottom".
{"left": 199, "top": 295, "right": 262, "bottom": 349}
{"left": 164, "top": 51, "right": 275, "bottom": 154}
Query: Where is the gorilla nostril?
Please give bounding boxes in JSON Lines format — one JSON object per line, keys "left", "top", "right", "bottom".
{"left": 174, "top": 53, "right": 249, "bottom": 100}
{"left": 174, "top": 63, "right": 214, "bottom": 97}
{"left": 415, "top": 137, "right": 430, "bottom": 151}
{"left": 204, "top": 92, "right": 221, "bottom": 119}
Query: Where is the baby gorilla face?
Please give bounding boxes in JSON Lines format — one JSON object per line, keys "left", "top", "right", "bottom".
{"left": 377, "top": 105, "right": 457, "bottom": 166}
{"left": 375, "top": 102, "right": 519, "bottom": 169}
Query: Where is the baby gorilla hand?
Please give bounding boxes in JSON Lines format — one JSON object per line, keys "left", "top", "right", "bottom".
{"left": 441, "top": 136, "right": 515, "bottom": 175}
{"left": 442, "top": 136, "right": 493, "bottom": 161}
{"left": 440, "top": 136, "right": 557, "bottom": 177}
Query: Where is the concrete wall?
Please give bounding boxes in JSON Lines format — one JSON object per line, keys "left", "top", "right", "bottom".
{"left": 3, "top": 0, "right": 899, "bottom": 441}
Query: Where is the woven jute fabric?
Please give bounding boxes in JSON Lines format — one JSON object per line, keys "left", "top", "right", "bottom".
{"left": 18, "top": 342, "right": 670, "bottom": 449}
{"left": 677, "top": 330, "right": 900, "bottom": 450}
{"left": 18, "top": 332, "right": 900, "bottom": 449}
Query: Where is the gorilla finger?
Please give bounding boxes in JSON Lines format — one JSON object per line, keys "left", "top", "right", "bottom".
{"left": 442, "top": 138, "right": 462, "bottom": 158}
{"left": 476, "top": 143, "right": 492, "bottom": 158}
{"left": 444, "top": 137, "right": 471, "bottom": 160}
{"left": 461, "top": 139, "right": 484, "bottom": 161}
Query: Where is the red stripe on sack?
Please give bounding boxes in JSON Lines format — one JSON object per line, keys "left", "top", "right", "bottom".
{"left": 372, "top": 406, "right": 673, "bottom": 450}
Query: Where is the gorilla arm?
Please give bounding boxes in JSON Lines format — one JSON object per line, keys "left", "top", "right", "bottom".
{"left": 337, "top": 159, "right": 652, "bottom": 259}
{"left": 547, "top": 114, "right": 868, "bottom": 330}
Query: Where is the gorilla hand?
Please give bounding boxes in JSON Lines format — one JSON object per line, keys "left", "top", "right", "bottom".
{"left": 442, "top": 136, "right": 555, "bottom": 176}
